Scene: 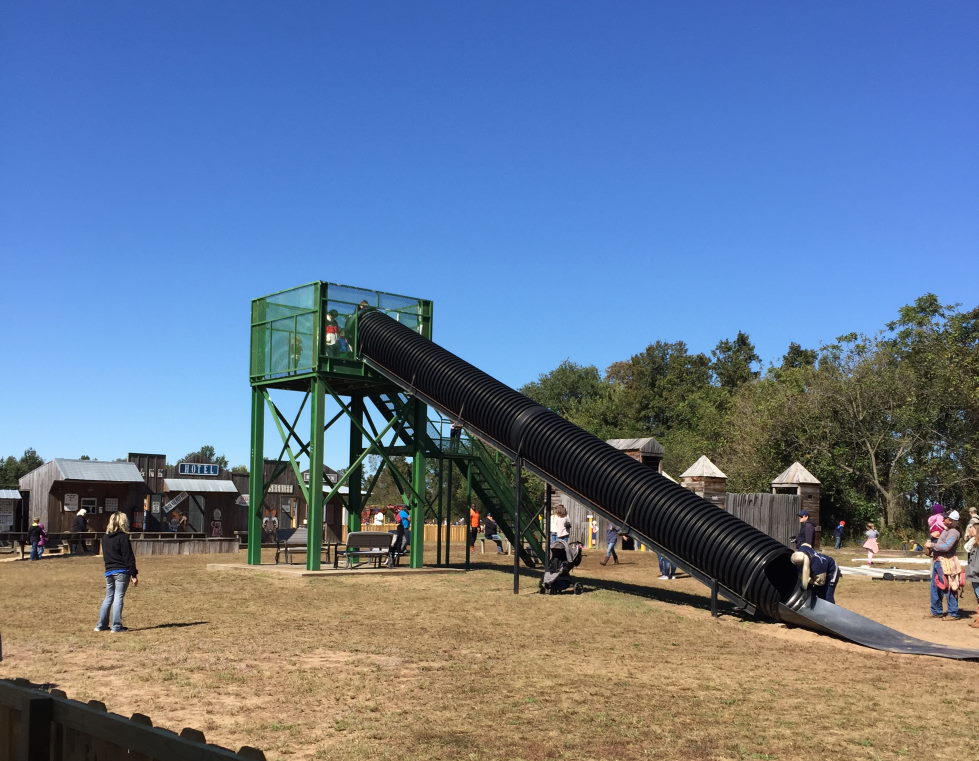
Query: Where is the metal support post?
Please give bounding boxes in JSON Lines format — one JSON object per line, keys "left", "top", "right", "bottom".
{"left": 247, "top": 388, "right": 265, "bottom": 565}
{"left": 544, "top": 483, "right": 552, "bottom": 568}
{"left": 307, "top": 376, "right": 325, "bottom": 570}
{"left": 347, "top": 395, "right": 364, "bottom": 533}
{"left": 445, "top": 455, "right": 453, "bottom": 565}
{"left": 409, "top": 397, "right": 427, "bottom": 568}
{"left": 513, "top": 456, "right": 522, "bottom": 594}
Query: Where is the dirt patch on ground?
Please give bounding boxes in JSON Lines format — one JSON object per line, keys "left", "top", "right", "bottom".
{"left": 2, "top": 548, "right": 978, "bottom": 761}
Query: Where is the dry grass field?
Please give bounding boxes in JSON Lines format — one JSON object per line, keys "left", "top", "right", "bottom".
{"left": 2, "top": 547, "right": 978, "bottom": 761}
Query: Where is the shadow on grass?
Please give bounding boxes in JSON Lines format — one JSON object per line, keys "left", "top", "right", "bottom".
{"left": 132, "top": 621, "right": 209, "bottom": 631}
{"left": 465, "top": 561, "right": 750, "bottom": 618}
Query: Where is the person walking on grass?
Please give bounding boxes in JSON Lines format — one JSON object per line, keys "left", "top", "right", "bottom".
{"left": 469, "top": 505, "right": 480, "bottom": 550}
{"left": 862, "top": 523, "right": 879, "bottom": 565}
{"left": 794, "top": 510, "right": 816, "bottom": 550}
{"left": 94, "top": 512, "right": 139, "bottom": 633}
{"left": 657, "top": 554, "right": 676, "bottom": 580}
{"left": 925, "top": 510, "right": 962, "bottom": 620}
{"left": 833, "top": 520, "right": 846, "bottom": 550}
{"left": 600, "top": 525, "right": 620, "bottom": 566}
{"left": 28, "top": 518, "right": 46, "bottom": 561}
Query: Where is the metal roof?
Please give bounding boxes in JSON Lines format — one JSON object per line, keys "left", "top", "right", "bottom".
{"left": 606, "top": 437, "right": 664, "bottom": 454}
{"left": 680, "top": 455, "right": 727, "bottom": 479}
{"left": 0, "top": 489, "right": 21, "bottom": 500}
{"left": 54, "top": 459, "right": 145, "bottom": 482}
{"left": 164, "top": 479, "right": 239, "bottom": 493}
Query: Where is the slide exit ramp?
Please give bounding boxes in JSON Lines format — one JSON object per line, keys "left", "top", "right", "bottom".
{"left": 351, "top": 310, "right": 979, "bottom": 661}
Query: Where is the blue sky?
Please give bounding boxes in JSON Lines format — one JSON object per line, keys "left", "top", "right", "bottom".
{"left": 2, "top": 1, "right": 976, "bottom": 470}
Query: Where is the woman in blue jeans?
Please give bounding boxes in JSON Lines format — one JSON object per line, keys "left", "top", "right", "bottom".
{"left": 28, "top": 518, "right": 47, "bottom": 561}
{"left": 95, "top": 512, "right": 139, "bottom": 633}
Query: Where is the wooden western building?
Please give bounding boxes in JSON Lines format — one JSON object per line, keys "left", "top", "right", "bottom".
{"left": 18, "top": 459, "right": 148, "bottom": 532}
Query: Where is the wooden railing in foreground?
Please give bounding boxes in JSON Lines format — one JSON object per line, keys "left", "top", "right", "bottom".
{"left": 0, "top": 678, "right": 265, "bottom": 761}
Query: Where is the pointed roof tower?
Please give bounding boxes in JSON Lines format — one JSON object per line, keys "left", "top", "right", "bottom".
{"left": 680, "top": 455, "right": 727, "bottom": 479}
{"left": 771, "top": 461, "right": 820, "bottom": 486}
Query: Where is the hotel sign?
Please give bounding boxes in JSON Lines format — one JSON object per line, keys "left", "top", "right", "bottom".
{"left": 178, "top": 463, "right": 220, "bottom": 476}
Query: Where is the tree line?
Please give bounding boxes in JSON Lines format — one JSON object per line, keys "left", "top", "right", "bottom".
{"left": 518, "top": 294, "right": 978, "bottom": 530}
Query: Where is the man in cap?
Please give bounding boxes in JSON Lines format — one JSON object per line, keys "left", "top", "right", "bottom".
{"left": 794, "top": 510, "right": 816, "bottom": 550}
{"left": 791, "top": 545, "right": 840, "bottom": 604}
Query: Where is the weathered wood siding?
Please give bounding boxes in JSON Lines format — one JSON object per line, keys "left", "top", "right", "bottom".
{"left": 725, "top": 493, "right": 802, "bottom": 547}
{"left": 132, "top": 538, "right": 240, "bottom": 556}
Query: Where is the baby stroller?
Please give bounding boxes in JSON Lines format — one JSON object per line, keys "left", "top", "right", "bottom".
{"left": 539, "top": 538, "right": 584, "bottom": 595}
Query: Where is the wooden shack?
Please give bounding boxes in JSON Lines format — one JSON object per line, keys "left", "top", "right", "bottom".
{"left": 228, "top": 461, "right": 345, "bottom": 542}
{"left": 160, "top": 476, "right": 241, "bottom": 536}
{"left": 18, "top": 459, "right": 147, "bottom": 532}
{"left": 0, "top": 489, "right": 22, "bottom": 531}
{"left": 605, "top": 437, "right": 664, "bottom": 471}
{"left": 772, "top": 461, "right": 821, "bottom": 526}
{"left": 680, "top": 455, "right": 728, "bottom": 507}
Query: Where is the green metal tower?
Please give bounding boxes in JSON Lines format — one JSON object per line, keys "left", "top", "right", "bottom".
{"left": 248, "top": 282, "right": 434, "bottom": 569}
{"left": 248, "top": 281, "right": 548, "bottom": 570}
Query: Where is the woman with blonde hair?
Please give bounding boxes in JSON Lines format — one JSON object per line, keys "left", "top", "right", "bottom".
{"left": 94, "top": 512, "right": 139, "bottom": 633}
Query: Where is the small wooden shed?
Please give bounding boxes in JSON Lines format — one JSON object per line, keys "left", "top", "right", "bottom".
{"left": 680, "top": 455, "right": 728, "bottom": 507}
{"left": 0, "top": 489, "right": 22, "bottom": 531}
{"left": 605, "top": 438, "right": 664, "bottom": 471}
{"left": 18, "top": 459, "right": 148, "bottom": 532}
{"left": 771, "top": 461, "right": 821, "bottom": 525}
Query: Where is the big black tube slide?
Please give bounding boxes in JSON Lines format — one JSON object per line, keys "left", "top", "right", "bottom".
{"left": 352, "top": 310, "right": 979, "bottom": 661}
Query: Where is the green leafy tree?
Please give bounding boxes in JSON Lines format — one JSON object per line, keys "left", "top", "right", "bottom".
{"left": 180, "top": 444, "right": 229, "bottom": 470}
{"left": 711, "top": 331, "right": 761, "bottom": 389}
{"left": 520, "top": 360, "right": 603, "bottom": 417}
{"left": 363, "top": 454, "right": 411, "bottom": 506}
{"left": 605, "top": 341, "right": 714, "bottom": 435}
{"left": 715, "top": 296, "right": 979, "bottom": 529}
{"left": 0, "top": 448, "right": 45, "bottom": 488}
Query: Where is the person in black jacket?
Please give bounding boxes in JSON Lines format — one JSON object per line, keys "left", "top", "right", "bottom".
{"left": 27, "top": 518, "right": 46, "bottom": 561}
{"left": 794, "top": 510, "right": 816, "bottom": 549}
{"left": 71, "top": 508, "right": 89, "bottom": 554}
{"left": 94, "top": 512, "right": 139, "bottom": 633}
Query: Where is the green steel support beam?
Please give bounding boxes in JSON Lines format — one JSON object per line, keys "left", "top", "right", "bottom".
{"left": 263, "top": 392, "right": 311, "bottom": 506}
{"left": 248, "top": 387, "right": 265, "bottom": 565}
{"left": 307, "top": 375, "right": 325, "bottom": 570}
{"left": 409, "top": 397, "right": 426, "bottom": 568}
{"left": 347, "top": 395, "right": 364, "bottom": 532}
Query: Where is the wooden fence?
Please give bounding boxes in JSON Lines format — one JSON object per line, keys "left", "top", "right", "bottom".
{"left": 0, "top": 678, "right": 265, "bottom": 761}
{"left": 357, "top": 523, "right": 469, "bottom": 543}
{"left": 725, "top": 493, "right": 802, "bottom": 547}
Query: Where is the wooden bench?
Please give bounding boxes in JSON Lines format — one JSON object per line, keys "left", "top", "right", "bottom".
{"left": 478, "top": 532, "right": 511, "bottom": 555}
{"left": 334, "top": 531, "right": 401, "bottom": 569}
{"left": 274, "top": 527, "right": 337, "bottom": 565}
